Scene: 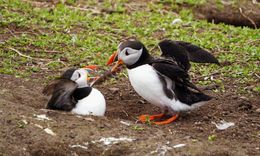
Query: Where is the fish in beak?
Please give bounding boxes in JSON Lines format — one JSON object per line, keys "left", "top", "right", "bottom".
{"left": 82, "top": 65, "right": 99, "bottom": 82}
{"left": 107, "top": 51, "right": 123, "bottom": 72}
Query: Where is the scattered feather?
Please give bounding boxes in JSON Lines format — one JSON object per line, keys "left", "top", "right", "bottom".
{"left": 44, "top": 128, "right": 56, "bottom": 136}
{"left": 212, "top": 120, "right": 235, "bottom": 130}
{"left": 34, "top": 124, "right": 43, "bottom": 129}
{"left": 151, "top": 145, "right": 172, "bottom": 156}
{"left": 92, "top": 137, "right": 134, "bottom": 145}
{"left": 120, "top": 121, "right": 131, "bottom": 126}
{"left": 84, "top": 117, "right": 95, "bottom": 122}
{"left": 204, "top": 76, "right": 209, "bottom": 80}
{"left": 69, "top": 144, "right": 88, "bottom": 150}
{"left": 173, "top": 144, "right": 186, "bottom": 148}
{"left": 151, "top": 142, "right": 186, "bottom": 155}
{"left": 34, "top": 114, "right": 51, "bottom": 121}
{"left": 171, "top": 18, "right": 182, "bottom": 25}
{"left": 22, "top": 119, "right": 28, "bottom": 125}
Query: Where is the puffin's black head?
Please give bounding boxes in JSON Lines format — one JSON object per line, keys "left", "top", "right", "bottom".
{"left": 61, "top": 68, "right": 77, "bottom": 79}
{"left": 107, "top": 39, "right": 151, "bottom": 71}
{"left": 118, "top": 40, "right": 144, "bottom": 52}
{"left": 60, "top": 68, "right": 90, "bottom": 88}
{"left": 158, "top": 39, "right": 174, "bottom": 57}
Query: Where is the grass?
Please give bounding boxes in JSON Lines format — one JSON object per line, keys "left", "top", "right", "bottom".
{"left": 0, "top": 0, "right": 259, "bottom": 95}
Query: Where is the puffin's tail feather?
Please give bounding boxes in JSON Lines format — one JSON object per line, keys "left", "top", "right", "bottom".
{"left": 174, "top": 84, "right": 212, "bottom": 106}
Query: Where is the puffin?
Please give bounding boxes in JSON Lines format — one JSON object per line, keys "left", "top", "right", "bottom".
{"left": 43, "top": 66, "right": 106, "bottom": 116}
{"left": 107, "top": 39, "right": 218, "bottom": 125}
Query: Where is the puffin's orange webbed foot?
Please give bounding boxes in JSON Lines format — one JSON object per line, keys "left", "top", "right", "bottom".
{"left": 138, "top": 113, "right": 164, "bottom": 123}
{"left": 154, "top": 113, "right": 179, "bottom": 125}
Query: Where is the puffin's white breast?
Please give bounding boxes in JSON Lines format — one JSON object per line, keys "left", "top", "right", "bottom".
{"left": 127, "top": 64, "right": 199, "bottom": 112}
{"left": 71, "top": 88, "right": 106, "bottom": 116}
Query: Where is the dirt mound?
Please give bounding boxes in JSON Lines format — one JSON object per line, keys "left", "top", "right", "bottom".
{"left": 0, "top": 74, "right": 259, "bottom": 155}
{"left": 194, "top": 0, "right": 260, "bottom": 29}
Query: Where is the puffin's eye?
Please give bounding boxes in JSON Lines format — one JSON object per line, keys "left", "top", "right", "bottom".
{"left": 125, "top": 50, "right": 129, "bottom": 56}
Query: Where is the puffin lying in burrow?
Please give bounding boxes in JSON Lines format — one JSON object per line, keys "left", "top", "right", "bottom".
{"left": 107, "top": 39, "right": 219, "bottom": 125}
{"left": 43, "top": 66, "right": 106, "bottom": 116}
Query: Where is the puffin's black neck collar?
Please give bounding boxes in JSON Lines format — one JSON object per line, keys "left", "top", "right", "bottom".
{"left": 126, "top": 47, "right": 153, "bottom": 69}
{"left": 73, "top": 87, "right": 92, "bottom": 101}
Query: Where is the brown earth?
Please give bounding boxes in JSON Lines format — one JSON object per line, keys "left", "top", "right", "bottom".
{"left": 0, "top": 73, "right": 259, "bottom": 156}
{"left": 1, "top": 1, "right": 259, "bottom": 155}
{"left": 194, "top": 0, "right": 260, "bottom": 29}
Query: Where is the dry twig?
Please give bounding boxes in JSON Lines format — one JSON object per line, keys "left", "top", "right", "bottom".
{"left": 67, "top": 6, "right": 101, "bottom": 14}
{"left": 26, "top": 48, "right": 62, "bottom": 54}
{"left": 247, "top": 39, "right": 260, "bottom": 45}
{"left": 8, "top": 47, "right": 33, "bottom": 59}
{"left": 90, "top": 67, "right": 123, "bottom": 87}
{"left": 239, "top": 8, "right": 257, "bottom": 29}
{"left": 8, "top": 47, "right": 52, "bottom": 62}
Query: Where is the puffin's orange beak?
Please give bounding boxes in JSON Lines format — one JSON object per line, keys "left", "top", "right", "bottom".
{"left": 83, "top": 65, "right": 98, "bottom": 71}
{"left": 111, "top": 60, "right": 123, "bottom": 72}
{"left": 107, "top": 51, "right": 118, "bottom": 65}
{"left": 107, "top": 51, "right": 123, "bottom": 72}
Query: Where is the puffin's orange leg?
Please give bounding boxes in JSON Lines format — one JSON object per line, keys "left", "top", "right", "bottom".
{"left": 154, "top": 113, "right": 179, "bottom": 125}
{"left": 138, "top": 113, "right": 164, "bottom": 123}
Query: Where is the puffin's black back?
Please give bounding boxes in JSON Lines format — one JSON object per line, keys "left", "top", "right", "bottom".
{"left": 45, "top": 79, "right": 78, "bottom": 111}
{"left": 42, "top": 68, "right": 77, "bottom": 96}
{"left": 43, "top": 68, "right": 78, "bottom": 111}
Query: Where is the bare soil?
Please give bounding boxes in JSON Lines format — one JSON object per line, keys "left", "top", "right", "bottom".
{"left": 194, "top": 0, "right": 260, "bottom": 29}
{"left": 0, "top": 73, "right": 259, "bottom": 156}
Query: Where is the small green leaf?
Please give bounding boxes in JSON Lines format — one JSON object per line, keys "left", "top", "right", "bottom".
{"left": 208, "top": 134, "right": 217, "bottom": 141}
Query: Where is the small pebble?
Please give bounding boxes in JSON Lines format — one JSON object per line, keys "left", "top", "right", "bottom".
{"left": 239, "top": 96, "right": 249, "bottom": 101}
{"left": 109, "top": 88, "right": 119, "bottom": 94}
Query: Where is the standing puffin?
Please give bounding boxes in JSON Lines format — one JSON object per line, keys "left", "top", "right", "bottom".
{"left": 107, "top": 39, "right": 218, "bottom": 125}
{"left": 43, "top": 66, "right": 106, "bottom": 116}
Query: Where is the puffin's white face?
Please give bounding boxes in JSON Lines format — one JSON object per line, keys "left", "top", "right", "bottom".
{"left": 118, "top": 47, "right": 143, "bottom": 66}
{"left": 71, "top": 69, "right": 89, "bottom": 88}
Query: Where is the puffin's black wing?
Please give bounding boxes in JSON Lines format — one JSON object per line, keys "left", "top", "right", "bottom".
{"left": 158, "top": 40, "right": 220, "bottom": 71}
{"left": 43, "top": 79, "right": 78, "bottom": 111}
{"left": 151, "top": 60, "right": 212, "bottom": 105}
{"left": 42, "top": 79, "right": 59, "bottom": 96}
{"left": 158, "top": 40, "right": 191, "bottom": 71}
{"left": 151, "top": 60, "right": 198, "bottom": 91}
{"left": 176, "top": 41, "right": 220, "bottom": 65}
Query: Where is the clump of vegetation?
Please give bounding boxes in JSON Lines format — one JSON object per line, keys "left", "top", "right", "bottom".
{"left": 0, "top": 0, "right": 259, "bottom": 96}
